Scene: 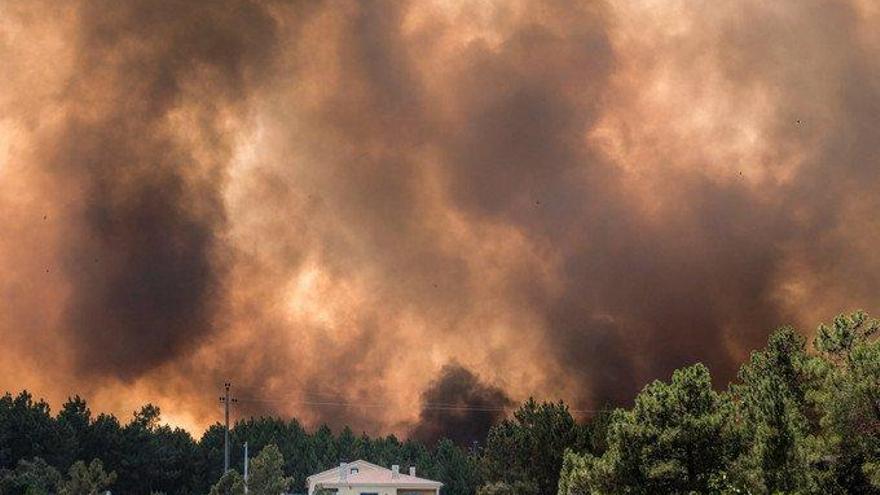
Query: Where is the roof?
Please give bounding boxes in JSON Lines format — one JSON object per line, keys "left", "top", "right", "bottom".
{"left": 308, "top": 460, "right": 442, "bottom": 488}
{"left": 308, "top": 460, "right": 386, "bottom": 482}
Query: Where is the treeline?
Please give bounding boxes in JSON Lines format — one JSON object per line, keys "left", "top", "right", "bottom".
{"left": 559, "top": 311, "right": 880, "bottom": 494}
{"left": 0, "top": 386, "right": 597, "bottom": 495}
{"left": 1, "top": 312, "right": 878, "bottom": 495}
{"left": 0, "top": 391, "right": 484, "bottom": 495}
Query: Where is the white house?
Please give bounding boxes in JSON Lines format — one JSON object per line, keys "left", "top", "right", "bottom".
{"left": 306, "top": 460, "right": 442, "bottom": 495}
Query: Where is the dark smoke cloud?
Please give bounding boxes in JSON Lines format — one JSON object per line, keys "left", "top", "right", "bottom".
{"left": 48, "top": 0, "right": 279, "bottom": 378}
{"left": 410, "top": 364, "right": 512, "bottom": 447}
{"left": 0, "top": 0, "right": 878, "bottom": 436}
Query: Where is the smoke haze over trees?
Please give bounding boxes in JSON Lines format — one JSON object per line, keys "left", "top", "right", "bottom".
{"left": 559, "top": 312, "right": 880, "bottom": 494}
{"left": 2, "top": 313, "right": 877, "bottom": 494}
{"left": 1, "top": 0, "right": 879, "bottom": 437}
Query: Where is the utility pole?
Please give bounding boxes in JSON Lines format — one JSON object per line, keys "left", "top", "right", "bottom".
{"left": 219, "top": 382, "right": 237, "bottom": 473}
{"left": 243, "top": 442, "right": 249, "bottom": 494}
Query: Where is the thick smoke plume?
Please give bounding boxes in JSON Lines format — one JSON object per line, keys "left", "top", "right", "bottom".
{"left": 409, "top": 364, "right": 512, "bottom": 446}
{"left": 1, "top": 0, "right": 878, "bottom": 436}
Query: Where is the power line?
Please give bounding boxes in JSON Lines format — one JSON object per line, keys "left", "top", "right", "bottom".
{"left": 233, "top": 394, "right": 609, "bottom": 414}
{"left": 238, "top": 398, "right": 510, "bottom": 410}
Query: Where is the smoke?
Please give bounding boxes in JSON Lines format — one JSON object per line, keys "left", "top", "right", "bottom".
{"left": 410, "top": 364, "right": 513, "bottom": 446}
{"left": 0, "top": 0, "right": 878, "bottom": 437}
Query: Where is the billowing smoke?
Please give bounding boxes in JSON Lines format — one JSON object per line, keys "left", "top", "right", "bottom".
{"left": 53, "top": 0, "right": 281, "bottom": 379}
{"left": 410, "top": 364, "right": 512, "bottom": 446}
{"left": 0, "top": 0, "right": 878, "bottom": 437}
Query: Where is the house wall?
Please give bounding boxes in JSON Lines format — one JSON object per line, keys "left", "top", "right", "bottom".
{"left": 317, "top": 486, "right": 437, "bottom": 495}
{"left": 334, "top": 485, "right": 394, "bottom": 495}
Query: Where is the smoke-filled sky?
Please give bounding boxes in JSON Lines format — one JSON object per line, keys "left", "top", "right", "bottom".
{"left": 1, "top": 0, "right": 878, "bottom": 440}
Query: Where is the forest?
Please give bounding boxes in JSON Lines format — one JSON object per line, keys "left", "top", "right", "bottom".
{"left": 1, "top": 311, "right": 878, "bottom": 495}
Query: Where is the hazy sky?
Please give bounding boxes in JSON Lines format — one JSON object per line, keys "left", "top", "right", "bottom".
{"left": 1, "top": 0, "right": 878, "bottom": 439}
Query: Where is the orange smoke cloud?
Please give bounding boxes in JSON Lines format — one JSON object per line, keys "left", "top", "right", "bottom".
{"left": 0, "top": 0, "right": 878, "bottom": 438}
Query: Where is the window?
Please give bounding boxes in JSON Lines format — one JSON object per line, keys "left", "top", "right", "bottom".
{"left": 359, "top": 492, "right": 378, "bottom": 495}
{"left": 350, "top": 467, "right": 359, "bottom": 475}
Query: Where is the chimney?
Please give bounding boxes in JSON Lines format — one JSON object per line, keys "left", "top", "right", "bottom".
{"left": 391, "top": 465, "right": 400, "bottom": 479}
{"left": 409, "top": 466, "right": 416, "bottom": 477}
{"left": 339, "top": 462, "right": 347, "bottom": 481}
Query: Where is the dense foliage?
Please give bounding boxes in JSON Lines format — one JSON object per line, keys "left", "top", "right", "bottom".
{"left": 1, "top": 312, "right": 878, "bottom": 495}
{"left": 0, "top": 393, "right": 481, "bottom": 495}
{"left": 481, "top": 399, "right": 591, "bottom": 495}
{"left": 559, "top": 311, "right": 880, "bottom": 494}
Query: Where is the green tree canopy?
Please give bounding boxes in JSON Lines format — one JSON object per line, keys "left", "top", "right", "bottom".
{"left": 0, "top": 456, "right": 63, "bottom": 495}
{"left": 433, "top": 438, "right": 481, "bottom": 495}
{"left": 559, "top": 364, "right": 739, "bottom": 494}
{"left": 58, "top": 459, "right": 116, "bottom": 495}
{"left": 475, "top": 480, "right": 538, "bottom": 495}
{"left": 0, "top": 391, "right": 71, "bottom": 469}
{"left": 208, "top": 469, "right": 245, "bottom": 495}
{"left": 482, "top": 399, "right": 579, "bottom": 495}
{"left": 812, "top": 311, "right": 880, "bottom": 491}
{"left": 1, "top": 313, "right": 877, "bottom": 495}
{"left": 247, "top": 444, "right": 292, "bottom": 495}
{"left": 729, "top": 327, "right": 826, "bottom": 493}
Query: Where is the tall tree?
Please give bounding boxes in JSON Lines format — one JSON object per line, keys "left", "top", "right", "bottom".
{"left": 482, "top": 399, "right": 578, "bottom": 495}
{"left": 56, "top": 396, "right": 92, "bottom": 470}
{"left": 337, "top": 426, "right": 357, "bottom": 462}
{"left": 730, "top": 327, "right": 827, "bottom": 493}
{"left": 0, "top": 457, "right": 63, "bottom": 495}
{"left": 402, "top": 438, "right": 435, "bottom": 480}
{"left": 208, "top": 469, "right": 245, "bottom": 495}
{"left": 247, "top": 444, "right": 292, "bottom": 495}
{"left": 433, "top": 438, "right": 482, "bottom": 495}
{"left": 310, "top": 425, "right": 338, "bottom": 475}
{"left": 198, "top": 424, "right": 227, "bottom": 491}
{"left": 0, "top": 391, "right": 71, "bottom": 469}
{"left": 559, "top": 364, "right": 739, "bottom": 494}
{"left": 115, "top": 405, "right": 201, "bottom": 495}
{"left": 813, "top": 311, "right": 880, "bottom": 492}
{"left": 84, "top": 413, "right": 124, "bottom": 480}
{"left": 58, "top": 459, "right": 116, "bottom": 495}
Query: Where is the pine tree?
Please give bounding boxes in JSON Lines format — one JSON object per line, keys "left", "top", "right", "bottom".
{"left": 58, "top": 459, "right": 116, "bottom": 495}
{"left": 730, "top": 327, "right": 826, "bottom": 493}
{"left": 560, "top": 364, "right": 739, "bottom": 494}
{"left": 208, "top": 469, "right": 245, "bottom": 495}
{"left": 247, "top": 444, "right": 292, "bottom": 495}
{"left": 813, "top": 311, "right": 880, "bottom": 492}
{"left": 482, "top": 399, "right": 578, "bottom": 494}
